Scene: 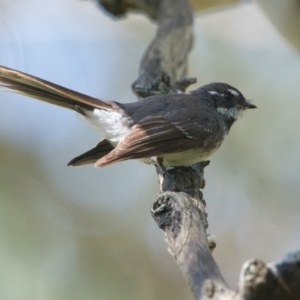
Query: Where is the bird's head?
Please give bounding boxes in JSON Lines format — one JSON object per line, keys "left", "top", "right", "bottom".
{"left": 201, "top": 82, "right": 256, "bottom": 120}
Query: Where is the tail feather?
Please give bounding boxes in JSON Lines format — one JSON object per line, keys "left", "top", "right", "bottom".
{"left": 0, "top": 65, "right": 113, "bottom": 111}
{"left": 68, "top": 139, "right": 114, "bottom": 166}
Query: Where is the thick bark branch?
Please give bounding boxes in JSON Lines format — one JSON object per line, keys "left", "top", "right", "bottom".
{"left": 96, "top": 0, "right": 160, "bottom": 19}
{"left": 152, "top": 162, "right": 232, "bottom": 299}
{"left": 237, "top": 252, "right": 300, "bottom": 300}
{"left": 131, "top": 0, "right": 194, "bottom": 97}
{"left": 98, "top": 0, "right": 196, "bottom": 97}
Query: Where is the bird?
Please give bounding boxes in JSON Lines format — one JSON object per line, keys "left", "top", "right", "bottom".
{"left": 0, "top": 65, "right": 256, "bottom": 170}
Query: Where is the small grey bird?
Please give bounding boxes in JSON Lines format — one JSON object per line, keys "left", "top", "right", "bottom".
{"left": 0, "top": 66, "right": 256, "bottom": 169}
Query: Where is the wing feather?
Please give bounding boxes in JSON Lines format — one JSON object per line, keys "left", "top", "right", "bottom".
{"left": 68, "top": 139, "right": 114, "bottom": 166}
{"left": 95, "top": 114, "right": 219, "bottom": 167}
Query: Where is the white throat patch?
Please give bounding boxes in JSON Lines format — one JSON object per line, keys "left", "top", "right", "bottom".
{"left": 217, "top": 107, "right": 242, "bottom": 120}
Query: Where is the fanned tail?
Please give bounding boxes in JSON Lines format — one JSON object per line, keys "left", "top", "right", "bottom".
{"left": 0, "top": 65, "right": 113, "bottom": 112}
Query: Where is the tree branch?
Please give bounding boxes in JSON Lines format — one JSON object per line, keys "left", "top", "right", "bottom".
{"left": 131, "top": 0, "right": 194, "bottom": 97}
{"left": 151, "top": 161, "right": 231, "bottom": 299}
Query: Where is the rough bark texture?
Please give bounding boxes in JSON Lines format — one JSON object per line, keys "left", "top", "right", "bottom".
{"left": 96, "top": 0, "right": 300, "bottom": 299}
{"left": 132, "top": 0, "right": 193, "bottom": 97}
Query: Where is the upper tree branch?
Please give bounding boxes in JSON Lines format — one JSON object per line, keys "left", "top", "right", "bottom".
{"left": 132, "top": 0, "right": 194, "bottom": 97}
{"left": 98, "top": 0, "right": 196, "bottom": 97}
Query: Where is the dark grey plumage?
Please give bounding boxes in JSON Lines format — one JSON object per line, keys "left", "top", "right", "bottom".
{"left": 0, "top": 65, "right": 256, "bottom": 168}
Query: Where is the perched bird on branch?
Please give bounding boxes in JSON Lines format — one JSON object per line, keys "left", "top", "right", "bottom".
{"left": 0, "top": 65, "right": 256, "bottom": 170}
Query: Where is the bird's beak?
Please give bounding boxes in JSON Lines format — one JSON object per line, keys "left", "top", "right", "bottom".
{"left": 243, "top": 102, "right": 257, "bottom": 109}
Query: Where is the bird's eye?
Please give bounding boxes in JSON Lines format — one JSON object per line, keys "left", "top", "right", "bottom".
{"left": 224, "top": 93, "right": 232, "bottom": 100}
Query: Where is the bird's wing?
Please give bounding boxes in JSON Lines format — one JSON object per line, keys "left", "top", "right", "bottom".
{"left": 0, "top": 65, "right": 113, "bottom": 111}
{"left": 95, "top": 114, "right": 218, "bottom": 167}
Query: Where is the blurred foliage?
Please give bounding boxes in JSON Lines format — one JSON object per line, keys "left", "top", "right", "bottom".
{"left": 0, "top": 137, "right": 193, "bottom": 299}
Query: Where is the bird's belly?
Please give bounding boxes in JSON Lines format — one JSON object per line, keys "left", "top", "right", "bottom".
{"left": 142, "top": 147, "right": 219, "bottom": 167}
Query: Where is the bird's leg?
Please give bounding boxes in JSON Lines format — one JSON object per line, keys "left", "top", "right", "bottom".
{"left": 156, "top": 157, "right": 173, "bottom": 182}
{"left": 154, "top": 157, "right": 182, "bottom": 192}
{"left": 153, "top": 157, "right": 198, "bottom": 194}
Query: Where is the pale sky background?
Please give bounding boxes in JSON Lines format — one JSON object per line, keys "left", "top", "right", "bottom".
{"left": 0, "top": 1, "right": 299, "bottom": 299}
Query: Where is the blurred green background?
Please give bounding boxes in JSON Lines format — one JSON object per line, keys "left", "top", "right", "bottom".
{"left": 0, "top": 0, "right": 300, "bottom": 299}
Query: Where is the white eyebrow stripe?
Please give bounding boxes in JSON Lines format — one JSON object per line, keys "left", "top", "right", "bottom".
{"left": 208, "top": 91, "right": 225, "bottom": 97}
{"left": 228, "top": 88, "right": 239, "bottom": 96}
